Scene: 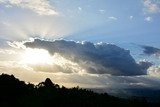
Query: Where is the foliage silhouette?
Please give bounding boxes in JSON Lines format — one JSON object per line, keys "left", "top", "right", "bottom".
{"left": 0, "top": 74, "right": 159, "bottom": 107}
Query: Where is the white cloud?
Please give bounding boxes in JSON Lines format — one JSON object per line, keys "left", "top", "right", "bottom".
{"left": 78, "top": 7, "right": 82, "bottom": 11}
{"left": 99, "top": 9, "right": 106, "bottom": 14}
{"left": 7, "top": 41, "right": 26, "bottom": 49}
{"left": 143, "top": 0, "right": 160, "bottom": 14}
{"left": 0, "top": 0, "right": 58, "bottom": 15}
{"left": 108, "top": 16, "right": 117, "bottom": 20}
{"left": 129, "top": 16, "right": 133, "bottom": 20}
{"left": 144, "top": 16, "right": 152, "bottom": 21}
{"left": 5, "top": 4, "right": 12, "bottom": 8}
{"left": 148, "top": 66, "right": 160, "bottom": 76}
{"left": 0, "top": 49, "right": 16, "bottom": 54}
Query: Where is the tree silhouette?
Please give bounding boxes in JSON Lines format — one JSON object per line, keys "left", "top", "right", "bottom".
{"left": 0, "top": 74, "right": 159, "bottom": 107}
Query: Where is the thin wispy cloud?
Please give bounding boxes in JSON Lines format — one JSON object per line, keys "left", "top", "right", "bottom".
{"left": 108, "top": 16, "right": 117, "bottom": 20}
{"left": 129, "top": 16, "right": 133, "bottom": 20}
{"left": 99, "top": 9, "right": 106, "bottom": 14}
{"left": 78, "top": 7, "right": 82, "bottom": 11}
{"left": 143, "top": 0, "right": 160, "bottom": 14}
{"left": 0, "top": 0, "right": 58, "bottom": 15}
{"left": 144, "top": 16, "right": 152, "bottom": 21}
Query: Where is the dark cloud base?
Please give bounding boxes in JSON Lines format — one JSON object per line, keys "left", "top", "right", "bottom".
{"left": 141, "top": 45, "right": 160, "bottom": 56}
{"left": 24, "top": 39, "right": 150, "bottom": 76}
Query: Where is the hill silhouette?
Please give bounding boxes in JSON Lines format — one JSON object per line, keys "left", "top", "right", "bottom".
{"left": 0, "top": 74, "right": 159, "bottom": 107}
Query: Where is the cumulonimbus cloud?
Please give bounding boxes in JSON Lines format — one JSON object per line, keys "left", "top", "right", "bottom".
{"left": 23, "top": 39, "right": 149, "bottom": 76}
{"left": 0, "top": 0, "right": 58, "bottom": 15}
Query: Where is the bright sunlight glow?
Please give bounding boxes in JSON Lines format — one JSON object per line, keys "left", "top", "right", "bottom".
{"left": 22, "top": 48, "right": 53, "bottom": 64}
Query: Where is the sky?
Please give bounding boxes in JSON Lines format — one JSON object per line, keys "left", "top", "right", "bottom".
{"left": 0, "top": 0, "right": 160, "bottom": 95}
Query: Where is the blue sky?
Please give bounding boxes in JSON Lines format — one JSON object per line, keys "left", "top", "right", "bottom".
{"left": 0, "top": 0, "right": 160, "bottom": 94}
{"left": 0, "top": 0, "right": 160, "bottom": 44}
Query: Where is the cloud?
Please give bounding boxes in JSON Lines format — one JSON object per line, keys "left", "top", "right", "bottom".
{"left": 99, "top": 9, "right": 106, "bottom": 14}
{"left": 23, "top": 39, "right": 148, "bottom": 76}
{"left": 29, "top": 53, "right": 86, "bottom": 74}
{"left": 0, "top": 47, "right": 160, "bottom": 92}
{"left": 141, "top": 45, "right": 160, "bottom": 57}
{"left": 144, "top": 16, "right": 152, "bottom": 21}
{"left": 78, "top": 7, "right": 82, "bottom": 11}
{"left": 108, "top": 16, "right": 117, "bottom": 20}
{"left": 7, "top": 41, "right": 26, "bottom": 49}
{"left": 0, "top": 49, "right": 16, "bottom": 54}
{"left": 147, "top": 65, "right": 160, "bottom": 76}
{"left": 129, "top": 16, "right": 133, "bottom": 20}
{"left": 1, "top": 60, "right": 160, "bottom": 94}
{"left": 138, "top": 60, "right": 153, "bottom": 71}
{"left": 143, "top": 0, "right": 160, "bottom": 14}
{"left": 0, "top": 0, "right": 58, "bottom": 15}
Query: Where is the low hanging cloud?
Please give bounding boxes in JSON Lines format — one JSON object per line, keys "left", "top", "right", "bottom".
{"left": 141, "top": 45, "right": 160, "bottom": 57}
{"left": 0, "top": 0, "right": 58, "bottom": 15}
{"left": 23, "top": 39, "right": 149, "bottom": 76}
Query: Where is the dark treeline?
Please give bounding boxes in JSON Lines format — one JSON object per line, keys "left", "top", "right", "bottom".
{"left": 0, "top": 74, "right": 159, "bottom": 107}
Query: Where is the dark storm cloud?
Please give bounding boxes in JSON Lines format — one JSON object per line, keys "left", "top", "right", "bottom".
{"left": 24, "top": 39, "right": 148, "bottom": 76}
{"left": 141, "top": 45, "right": 160, "bottom": 56}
